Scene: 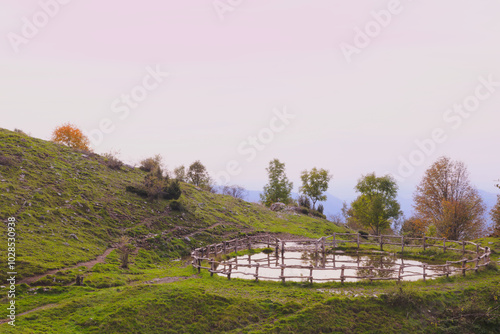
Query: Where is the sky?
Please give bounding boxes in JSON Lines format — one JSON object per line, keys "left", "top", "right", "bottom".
{"left": 1, "top": 0, "right": 499, "bottom": 204}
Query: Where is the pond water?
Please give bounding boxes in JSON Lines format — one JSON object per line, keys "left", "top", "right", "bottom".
{"left": 218, "top": 243, "right": 451, "bottom": 282}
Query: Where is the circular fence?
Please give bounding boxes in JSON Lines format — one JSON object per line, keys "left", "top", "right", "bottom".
{"left": 191, "top": 233, "right": 492, "bottom": 283}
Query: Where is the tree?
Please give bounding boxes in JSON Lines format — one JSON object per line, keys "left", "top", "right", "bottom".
{"left": 413, "top": 156, "right": 486, "bottom": 240}
{"left": 187, "top": 160, "right": 212, "bottom": 188}
{"left": 174, "top": 165, "right": 187, "bottom": 182}
{"left": 51, "top": 123, "right": 91, "bottom": 151}
{"left": 401, "top": 216, "right": 428, "bottom": 238}
{"left": 221, "top": 185, "right": 247, "bottom": 200}
{"left": 299, "top": 167, "right": 332, "bottom": 210}
{"left": 491, "top": 182, "right": 500, "bottom": 237}
{"left": 260, "top": 159, "right": 293, "bottom": 206}
{"left": 349, "top": 173, "right": 401, "bottom": 235}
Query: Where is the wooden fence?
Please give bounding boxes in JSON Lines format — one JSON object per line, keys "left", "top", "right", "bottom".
{"left": 191, "top": 233, "right": 492, "bottom": 284}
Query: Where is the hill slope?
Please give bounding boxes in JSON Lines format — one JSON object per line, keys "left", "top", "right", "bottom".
{"left": 0, "top": 128, "right": 345, "bottom": 281}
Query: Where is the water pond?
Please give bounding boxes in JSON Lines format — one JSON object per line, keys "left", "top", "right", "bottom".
{"left": 218, "top": 245, "right": 452, "bottom": 282}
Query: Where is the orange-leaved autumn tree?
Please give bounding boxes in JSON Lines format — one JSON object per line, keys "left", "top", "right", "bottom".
{"left": 413, "top": 156, "right": 486, "bottom": 240}
{"left": 51, "top": 123, "right": 91, "bottom": 151}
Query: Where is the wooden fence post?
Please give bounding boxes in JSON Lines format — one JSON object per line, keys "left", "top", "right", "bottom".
{"left": 369, "top": 266, "right": 373, "bottom": 283}
{"left": 247, "top": 237, "right": 251, "bottom": 252}
{"left": 341, "top": 265, "right": 345, "bottom": 284}
{"left": 445, "top": 261, "right": 449, "bottom": 278}
{"left": 333, "top": 232, "right": 336, "bottom": 248}
{"left": 309, "top": 265, "right": 313, "bottom": 284}
{"left": 255, "top": 263, "right": 260, "bottom": 282}
{"left": 423, "top": 264, "right": 426, "bottom": 282}
{"left": 398, "top": 264, "right": 402, "bottom": 283}
{"left": 321, "top": 237, "right": 325, "bottom": 255}
{"left": 281, "top": 241, "right": 285, "bottom": 257}
{"left": 223, "top": 241, "right": 227, "bottom": 255}
{"left": 357, "top": 233, "right": 360, "bottom": 249}
{"left": 423, "top": 236, "right": 426, "bottom": 251}
{"left": 227, "top": 264, "right": 232, "bottom": 280}
{"left": 401, "top": 236, "right": 404, "bottom": 253}
{"left": 379, "top": 235, "right": 383, "bottom": 251}
{"left": 462, "top": 241, "right": 466, "bottom": 256}
{"left": 443, "top": 238, "right": 446, "bottom": 253}
{"left": 281, "top": 266, "right": 285, "bottom": 284}
{"left": 210, "top": 260, "right": 214, "bottom": 277}
{"left": 462, "top": 259, "right": 467, "bottom": 277}
{"left": 197, "top": 258, "right": 201, "bottom": 273}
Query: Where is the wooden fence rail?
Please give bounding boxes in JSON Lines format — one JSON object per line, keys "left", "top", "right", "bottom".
{"left": 191, "top": 234, "right": 492, "bottom": 284}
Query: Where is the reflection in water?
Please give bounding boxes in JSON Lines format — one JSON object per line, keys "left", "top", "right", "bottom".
{"left": 223, "top": 248, "right": 452, "bottom": 283}
{"left": 356, "top": 255, "right": 397, "bottom": 279}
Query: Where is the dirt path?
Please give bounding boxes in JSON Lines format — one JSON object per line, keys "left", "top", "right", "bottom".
{"left": 0, "top": 303, "right": 59, "bottom": 325}
{"left": 19, "top": 245, "right": 121, "bottom": 285}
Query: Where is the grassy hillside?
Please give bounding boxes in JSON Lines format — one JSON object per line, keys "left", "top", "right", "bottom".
{"left": 0, "top": 128, "right": 346, "bottom": 282}
{"left": 1, "top": 128, "right": 499, "bottom": 333}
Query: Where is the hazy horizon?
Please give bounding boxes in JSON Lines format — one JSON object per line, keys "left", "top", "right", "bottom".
{"left": 2, "top": 1, "right": 499, "bottom": 201}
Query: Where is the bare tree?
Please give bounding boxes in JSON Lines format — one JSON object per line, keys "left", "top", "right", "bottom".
{"left": 221, "top": 185, "right": 248, "bottom": 200}
{"left": 413, "top": 156, "right": 486, "bottom": 240}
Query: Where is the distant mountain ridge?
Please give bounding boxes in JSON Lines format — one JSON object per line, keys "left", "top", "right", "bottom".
{"left": 246, "top": 189, "right": 498, "bottom": 228}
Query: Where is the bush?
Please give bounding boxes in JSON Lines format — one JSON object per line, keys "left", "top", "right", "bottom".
{"left": 139, "top": 154, "right": 162, "bottom": 172}
{"left": 317, "top": 203, "right": 324, "bottom": 214}
{"left": 169, "top": 200, "right": 183, "bottom": 211}
{"left": 161, "top": 180, "right": 182, "bottom": 200}
{"left": 102, "top": 151, "right": 123, "bottom": 170}
{"left": 14, "top": 128, "right": 27, "bottom": 135}
{"left": 126, "top": 186, "right": 148, "bottom": 198}
{"left": 310, "top": 210, "right": 326, "bottom": 219}
{"left": 298, "top": 195, "right": 311, "bottom": 209}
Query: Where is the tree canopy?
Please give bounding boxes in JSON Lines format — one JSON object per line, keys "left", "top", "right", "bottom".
{"left": 413, "top": 156, "right": 486, "bottom": 240}
{"left": 299, "top": 167, "right": 332, "bottom": 210}
{"left": 260, "top": 159, "right": 293, "bottom": 206}
{"left": 187, "top": 160, "right": 212, "bottom": 189}
{"left": 51, "top": 123, "right": 91, "bottom": 151}
{"left": 349, "top": 173, "right": 401, "bottom": 235}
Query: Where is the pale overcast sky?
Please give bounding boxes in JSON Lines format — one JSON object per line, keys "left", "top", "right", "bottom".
{"left": 1, "top": 0, "right": 499, "bottom": 200}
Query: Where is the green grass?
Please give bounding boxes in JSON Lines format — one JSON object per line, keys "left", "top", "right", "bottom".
{"left": 1, "top": 128, "right": 499, "bottom": 333}
{"left": 0, "top": 128, "right": 347, "bottom": 282}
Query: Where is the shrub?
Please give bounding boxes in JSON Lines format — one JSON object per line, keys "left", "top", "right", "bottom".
{"left": 298, "top": 195, "right": 311, "bottom": 209}
{"left": 169, "top": 200, "right": 183, "bottom": 211}
{"left": 102, "top": 151, "right": 123, "bottom": 170}
{"left": 14, "top": 128, "right": 27, "bottom": 135}
{"left": 139, "top": 154, "right": 163, "bottom": 172}
{"left": 310, "top": 210, "right": 326, "bottom": 219}
{"left": 317, "top": 203, "right": 324, "bottom": 214}
{"left": 161, "top": 180, "right": 182, "bottom": 200}
{"left": 125, "top": 186, "right": 148, "bottom": 198}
